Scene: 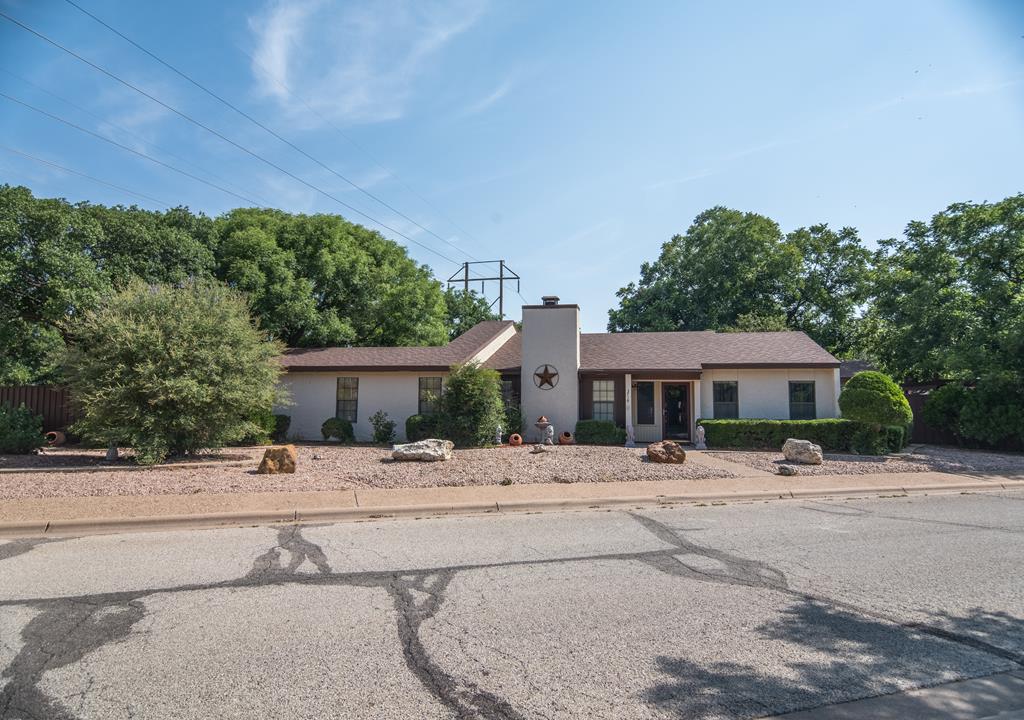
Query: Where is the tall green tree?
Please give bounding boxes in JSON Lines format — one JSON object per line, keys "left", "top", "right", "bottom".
{"left": 444, "top": 287, "right": 499, "bottom": 340}
{"left": 608, "top": 207, "right": 870, "bottom": 355}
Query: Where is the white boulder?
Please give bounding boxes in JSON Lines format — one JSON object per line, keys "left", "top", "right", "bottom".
{"left": 391, "top": 439, "right": 454, "bottom": 462}
{"left": 782, "top": 438, "right": 823, "bottom": 465}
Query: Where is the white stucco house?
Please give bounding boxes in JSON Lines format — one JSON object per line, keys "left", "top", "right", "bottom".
{"left": 277, "top": 296, "right": 841, "bottom": 443}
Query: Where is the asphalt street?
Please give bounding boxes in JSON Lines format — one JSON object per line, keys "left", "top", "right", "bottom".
{"left": 1, "top": 490, "right": 1023, "bottom": 719}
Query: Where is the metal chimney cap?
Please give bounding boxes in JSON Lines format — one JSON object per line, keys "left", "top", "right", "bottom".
{"left": 541, "top": 295, "right": 560, "bottom": 306}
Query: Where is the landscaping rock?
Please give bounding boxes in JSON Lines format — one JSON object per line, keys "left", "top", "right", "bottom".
{"left": 530, "top": 444, "right": 548, "bottom": 454}
{"left": 647, "top": 440, "right": 687, "bottom": 464}
{"left": 391, "top": 439, "right": 454, "bottom": 462}
{"left": 257, "top": 444, "right": 297, "bottom": 474}
{"left": 782, "top": 438, "right": 823, "bottom": 465}
{"left": 777, "top": 464, "right": 798, "bottom": 476}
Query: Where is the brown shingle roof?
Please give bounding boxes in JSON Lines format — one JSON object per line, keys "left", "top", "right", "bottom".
{"left": 482, "top": 332, "right": 520, "bottom": 372}
{"left": 281, "top": 320, "right": 515, "bottom": 371}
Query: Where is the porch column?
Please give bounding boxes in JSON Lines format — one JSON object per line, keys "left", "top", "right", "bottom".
{"left": 624, "top": 373, "right": 635, "bottom": 447}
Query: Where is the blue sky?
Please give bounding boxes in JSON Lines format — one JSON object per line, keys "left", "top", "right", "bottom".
{"left": 1, "top": 0, "right": 1022, "bottom": 332}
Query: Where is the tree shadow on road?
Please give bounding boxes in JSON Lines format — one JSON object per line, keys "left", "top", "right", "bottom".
{"left": 645, "top": 598, "right": 1024, "bottom": 719}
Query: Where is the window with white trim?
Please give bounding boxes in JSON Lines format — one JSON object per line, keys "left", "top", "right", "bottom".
{"left": 418, "top": 377, "right": 442, "bottom": 415}
{"left": 336, "top": 377, "right": 358, "bottom": 423}
{"left": 593, "top": 380, "right": 615, "bottom": 422}
{"left": 713, "top": 381, "right": 739, "bottom": 418}
{"left": 789, "top": 381, "right": 816, "bottom": 420}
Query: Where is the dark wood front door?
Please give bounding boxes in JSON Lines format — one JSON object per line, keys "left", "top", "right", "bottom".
{"left": 663, "top": 383, "right": 690, "bottom": 440}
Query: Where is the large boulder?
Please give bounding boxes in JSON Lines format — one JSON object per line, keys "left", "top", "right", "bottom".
{"left": 257, "top": 444, "right": 297, "bottom": 474}
{"left": 782, "top": 438, "right": 823, "bottom": 465}
{"left": 392, "top": 438, "right": 454, "bottom": 462}
{"left": 647, "top": 440, "right": 687, "bottom": 464}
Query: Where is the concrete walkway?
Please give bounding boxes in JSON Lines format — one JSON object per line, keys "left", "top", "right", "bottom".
{"left": 2, "top": 455, "right": 1022, "bottom": 536}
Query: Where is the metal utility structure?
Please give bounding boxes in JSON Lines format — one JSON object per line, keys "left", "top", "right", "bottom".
{"left": 447, "top": 261, "right": 521, "bottom": 319}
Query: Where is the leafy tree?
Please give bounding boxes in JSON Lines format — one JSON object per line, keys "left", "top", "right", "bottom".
{"left": 444, "top": 287, "right": 499, "bottom": 340}
{"left": 439, "top": 362, "right": 504, "bottom": 447}
{"left": 63, "top": 280, "right": 283, "bottom": 464}
{"left": 607, "top": 208, "right": 870, "bottom": 355}
{"left": 0, "top": 403, "right": 45, "bottom": 454}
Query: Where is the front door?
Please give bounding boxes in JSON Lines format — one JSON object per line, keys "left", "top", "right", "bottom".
{"left": 663, "top": 383, "right": 690, "bottom": 440}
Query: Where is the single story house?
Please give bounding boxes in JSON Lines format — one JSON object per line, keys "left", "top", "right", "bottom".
{"left": 277, "top": 296, "right": 841, "bottom": 443}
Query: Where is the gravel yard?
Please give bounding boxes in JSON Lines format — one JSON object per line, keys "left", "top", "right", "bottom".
{"left": 706, "top": 445, "right": 1024, "bottom": 477}
{"left": 0, "top": 444, "right": 736, "bottom": 499}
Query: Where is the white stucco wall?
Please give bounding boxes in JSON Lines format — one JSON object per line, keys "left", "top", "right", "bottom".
{"left": 698, "top": 368, "right": 839, "bottom": 420}
{"left": 276, "top": 371, "right": 447, "bottom": 442}
{"left": 519, "top": 305, "right": 580, "bottom": 442}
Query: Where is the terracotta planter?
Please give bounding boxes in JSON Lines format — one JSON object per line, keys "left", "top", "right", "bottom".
{"left": 558, "top": 431, "right": 574, "bottom": 445}
{"left": 45, "top": 430, "right": 66, "bottom": 447}
{"left": 508, "top": 433, "right": 523, "bottom": 447}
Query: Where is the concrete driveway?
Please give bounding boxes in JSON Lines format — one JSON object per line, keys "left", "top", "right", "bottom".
{"left": 1, "top": 491, "right": 1023, "bottom": 719}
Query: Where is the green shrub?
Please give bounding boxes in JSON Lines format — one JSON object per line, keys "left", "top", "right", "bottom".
{"left": 272, "top": 414, "right": 291, "bottom": 443}
{"left": 321, "top": 417, "right": 354, "bottom": 442}
{"left": 438, "top": 362, "right": 504, "bottom": 447}
{"left": 63, "top": 280, "right": 284, "bottom": 465}
{"left": 921, "top": 384, "right": 968, "bottom": 437}
{"left": 884, "top": 424, "right": 908, "bottom": 452}
{"left": 574, "top": 419, "right": 627, "bottom": 445}
{"left": 0, "top": 403, "right": 45, "bottom": 454}
{"left": 851, "top": 424, "right": 889, "bottom": 455}
{"left": 958, "top": 376, "right": 1024, "bottom": 447}
{"left": 697, "top": 418, "right": 855, "bottom": 451}
{"left": 369, "top": 410, "right": 396, "bottom": 445}
{"left": 838, "top": 371, "right": 913, "bottom": 428}
{"left": 503, "top": 403, "right": 523, "bottom": 437}
{"left": 405, "top": 414, "right": 439, "bottom": 442}
{"left": 238, "top": 408, "right": 276, "bottom": 445}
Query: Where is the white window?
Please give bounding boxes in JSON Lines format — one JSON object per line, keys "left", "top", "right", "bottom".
{"left": 593, "top": 380, "right": 615, "bottom": 422}
{"left": 336, "top": 377, "right": 358, "bottom": 423}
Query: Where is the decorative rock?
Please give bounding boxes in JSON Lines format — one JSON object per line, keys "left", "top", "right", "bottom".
{"left": 257, "top": 444, "right": 297, "bottom": 474}
{"left": 391, "top": 438, "right": 454, "bottom": 462}
{"left": 646, "top": 440, "right": 687, "bottom": 464}
{"left": 782, "top": 438, "right": 823, "bottom": 465}
{"left": 530, "top": 444, "right": 548, "bottom": 454}
{"left": 777, "top": 464, "right": 798, "bottom": 476}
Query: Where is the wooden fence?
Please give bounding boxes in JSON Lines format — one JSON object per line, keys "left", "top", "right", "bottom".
{"left": 0, "top": 385, "right": 76, "bottom": 431}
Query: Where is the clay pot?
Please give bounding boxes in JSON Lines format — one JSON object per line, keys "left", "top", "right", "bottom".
{"left": 508, "top": 433, "right": 523, "bottom": 447}
{"left": 536, "top": 416, "right": 548, "bottom": 424}
{"left": 45, "top": 430, "right": 66, "bottom": 447}
{"left": 558, "top": 431, "right": 574, "bottom": 445}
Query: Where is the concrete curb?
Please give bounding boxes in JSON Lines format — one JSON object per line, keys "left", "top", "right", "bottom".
{"left": 2, "top": 479, "right": 1022, "bottom": 538}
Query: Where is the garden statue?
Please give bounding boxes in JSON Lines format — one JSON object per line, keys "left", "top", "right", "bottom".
{"left": 495, "top": 425, "right": 503, "bottom": 445}
{"left": 544, "top": 424, "right": 555, "bottom": 445}
{"left": 694, "top": 424, "right": 707, "bottom": 450}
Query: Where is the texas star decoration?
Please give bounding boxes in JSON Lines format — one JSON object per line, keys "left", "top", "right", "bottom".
{"left": 534, "top": 364, "right": 559, "bottom": 389}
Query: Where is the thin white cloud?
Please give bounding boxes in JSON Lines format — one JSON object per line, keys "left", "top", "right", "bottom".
{"left": 644, "top": 169, "right": 716, "bottom": 191}
{"left": 460, "top": 78, "right": 512, "bottom": 116}
{"left": 248, "top": 0, "right": 487, "bottom": 126}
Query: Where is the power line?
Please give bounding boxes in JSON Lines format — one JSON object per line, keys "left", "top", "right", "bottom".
{"left": 0, "top": 10, "right": 463, "bottom": 268}
{"left": 0, "top": 91, "right": 265, "bottom": 207}
{"left": 1, "top": 144, "right": 172, "bottom": 207}
{"left": 0, "top": 65, "right": 276, "bottom": 208}
{"left": 60, "top": 0, "right": 482, "bottom": 268}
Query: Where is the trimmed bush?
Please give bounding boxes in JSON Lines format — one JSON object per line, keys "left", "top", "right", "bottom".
{"left": 884, "top": 424, "right": 908, "bottom": 452}
{"left": 369, "top": 410, "right": 396, "bottom": 445}
{"left": 238, "top": 408, "right": 276, "bottom": 445}
{"left": 839, "top": 371, "right": 913, "bottom": 428}
{"left": 405, "top": 414, "right": 440, "bottom": 442}
{"left": 850, "top": 424, "right": 888, "bottom": 455}
{"left": 921, "top": 384, "right": 967, "bottom": 438}
{"left": 503, "top": 403, "right": 524, "bottom": 437}
{"left": 438, "top": 362, "right": 504, "bottom": 447}
{"left": 575, "top": 419, "right": 627, "bottom": 445}
{"left": 697, "top": 418, "right": 856, "bottom": 451}
{"left": 0, "top": 403, "right": 45, "bottom": 454}
{"left": 959, "top": 377, "right": 1024, "bottom": 447}
{"left": 321, "top": 417, "right": 354, "bottom": 442}
{"left": 272, "top": 414, "right": 291, "bottom": 443}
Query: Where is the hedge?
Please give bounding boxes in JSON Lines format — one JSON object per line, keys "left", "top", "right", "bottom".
{"left": 321, "top": 417, "right": 354, "bottom": 442}
{"left": 0, "top": 403, "right": 44, "bottom": 454}
{"left": 575, "top": 419, "right": 627, "bottom": 445}
{"left": 405, "top": 414, "right": 440, "bottom": 442}
{"left": 697, "top": 418, "right": 908, "bottom": 455}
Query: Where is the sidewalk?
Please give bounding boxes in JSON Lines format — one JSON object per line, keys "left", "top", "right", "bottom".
{"left": 2, "top": 459, "right": 1022, "bottom": 536}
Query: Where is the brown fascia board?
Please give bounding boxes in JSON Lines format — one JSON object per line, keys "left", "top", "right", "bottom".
{"left": 700, "top": 362, "right": 840, "bottom": 369}
{"left": 580, "top": 369, "right": 703, "bottom": 378}
{"left": 520, "top": 304, "right": 581, "bottom": 310}
{"left": 284, "top": 366, "right": 452, "bottom": 372}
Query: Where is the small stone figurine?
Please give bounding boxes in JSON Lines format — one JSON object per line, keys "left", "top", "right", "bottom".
{"left": 544, "top": 424, "right": 555, "bottom": 445}
{"left": 495, "top": 425, "right": 503, "bottom": 445}
{"left": 694, "top": 424, "right": 707, "bottom": 450}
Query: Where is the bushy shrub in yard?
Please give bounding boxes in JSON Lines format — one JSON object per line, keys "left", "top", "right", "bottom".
{"left": 370, "top": 410, "right": 396, "bottom": 445}
{"left": 405, "top": 413, "right": 438, "bottom": 442}
{"left": 503, "top": 403, "right": 523, "bottom": 437}
{"left": 574, "top": 419, "right": 627, "bottom": 445}
{"left": 237, "top": 408, "right": 276, "bottom": 445}
{"left": 438, "top": 362, "right": 504, "bottom": 447}
{"left": 921, "top": 384, "right": 968, "bottom": 438}
{"left": 838, "top": 371, "right": 913, "bottom": 428}
{"left": 272, "top": 414, "right": 291, "bottom": 443}
{"left": 958, "top": 376, "right": 1024, "bottom": 447}
{"left": 321, "top": 417, "right": 354, "bottom": 442}
{"left": 697, "top": 418, "right": 855, "bottom": 451}
{"left": 63, "top": 280, "right": 284, "bottom": 465}
{"left": 0, "top": 403, "right": 45, "bottom": 454}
